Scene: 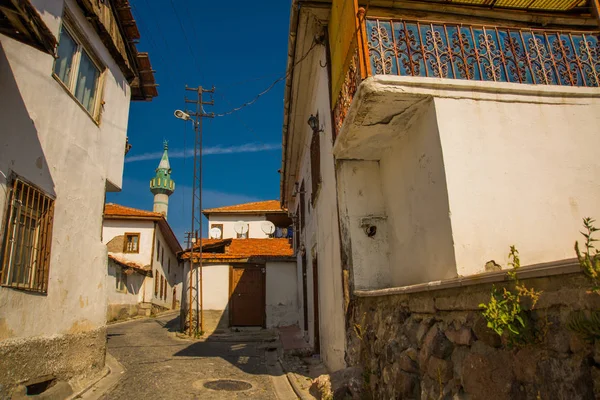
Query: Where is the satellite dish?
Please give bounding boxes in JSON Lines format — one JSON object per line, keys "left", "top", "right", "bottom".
{"left": 261, "top": 221, "right": 275, "bottom": 236}
{"left": 209, "top": 227, "right": 222, "bottom": 239}
{"left": 233, "top": 221, "right": 249, "bottom": 237}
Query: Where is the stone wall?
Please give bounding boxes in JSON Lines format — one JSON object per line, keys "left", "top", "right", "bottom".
{"left": 347, "top": 271, "right": 600, "bottom": 399}
{"left": 0, "top": 327, "right": 106, "bottom": 397}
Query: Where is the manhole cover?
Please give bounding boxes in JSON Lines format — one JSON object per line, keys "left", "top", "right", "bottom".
{"left": 203, "top": 379, "right": 252, "bottom": 391}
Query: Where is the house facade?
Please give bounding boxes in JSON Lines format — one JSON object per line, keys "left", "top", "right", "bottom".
{"left": 281, "top": 0, "right": 600, "bottom": 380}
{"left": 103, "top": 201, "right": 183, "bottom": 321}
{"left": 0, "top": 0, "right": 156, "bottom": 396}
{"left": 180, "top": 201, "right": 297, "bottom": 335}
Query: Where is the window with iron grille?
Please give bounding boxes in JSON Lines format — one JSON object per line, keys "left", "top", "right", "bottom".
{"left": 310, "top": 131, "right": 321, "bottom": 204}
{"left": 160, "top": 274, "right": 164, "bottom": 300}
{"left": 123, "top": 232, "right": 140, "bottom": 253}
{"left": 1, "top": 178, "right": 55, "bottom": 293}
{"left": 156, "top": 239, "right": 160, "bottom": 261}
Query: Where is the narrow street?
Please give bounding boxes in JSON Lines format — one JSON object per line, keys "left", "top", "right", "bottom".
{"left": 102, "top": 313, "right": 290, "bottom": 399}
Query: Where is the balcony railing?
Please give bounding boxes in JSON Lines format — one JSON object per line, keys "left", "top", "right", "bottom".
{"left": 366, "top": 18, "right": 600, "bottom": 87}
{"left": 332, "top": 14, "right": 600, "bottom": 139}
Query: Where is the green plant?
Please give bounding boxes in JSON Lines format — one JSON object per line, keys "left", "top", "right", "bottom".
{"left": 567, "top": 310, "right": 600, "bottom": 342}
{"left": 479, "top": 246, "right": 542, "bottom": 347}
{"left": 575, "top": 217, "right": 600, "bottom": 294}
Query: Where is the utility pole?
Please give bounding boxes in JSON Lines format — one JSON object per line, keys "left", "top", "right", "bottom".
{"left": 184, "top": 85, "right": 214, "bottom": 336}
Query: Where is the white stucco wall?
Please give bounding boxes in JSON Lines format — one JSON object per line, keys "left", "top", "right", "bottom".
{"left": 335, "top": 75, "right": 600, "bottom": 290}
{"left": 208, "top": 215, "right": 268, "bottom": 239}
{"left": 287, "top": 34, "right": 347, "bottom": 370}
{"left": 151, "top": 225, "right": 181, "bottom": 309}
{"left": 265, "top": 261, "right": 299, "bottom": 328}
{"left": 379, "top": 101, "right": 457, "bottom": 287}
{"left": 337, "top": 160, "right": 392, "bottom": 289}
{"left": 102, "top": 219, "right": 155, "bottom": 266}
{"left": 0, "top": 0, "right": 131, "bottom": 340}
{"left": 107, "top": 260, "right": 145, "bottom": 305}
{"left": 201, "top": 264, "right": 230, "bottom": 310}
{"left": 433, "top": 87, "right": 600, "bottom": 275}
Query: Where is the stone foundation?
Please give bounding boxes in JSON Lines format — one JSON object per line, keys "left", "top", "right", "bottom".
{"left": 0, "top": 327, "right": 106, "bottom": 398}
{"left": 107, "top": 303, "right": 142, "bottom": 322}
{"left": 347, "top": 271, "right": 600, "bottom": 399}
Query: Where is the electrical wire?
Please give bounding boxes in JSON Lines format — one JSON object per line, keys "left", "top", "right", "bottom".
{"left": 213, "top": 40, "right": 320, "bottom": 117}
{"left": 169, "top": 0, "right": 204, "bottom": 81}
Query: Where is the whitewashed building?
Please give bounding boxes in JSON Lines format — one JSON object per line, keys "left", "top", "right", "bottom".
{"left": 103, "top": 202, "right": 183, "bottom": 321}
{"left": 0, "top": 0, "right": 156, "bottom": 396}
{"left": 180, "top": 201, "right": 297, "bottom": 335}
{"left": 280, "top": 0, "right": 600, "bottom": 372}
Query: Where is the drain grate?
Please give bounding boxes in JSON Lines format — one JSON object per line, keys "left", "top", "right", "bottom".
{"left": 203, "top": 379, "right": 252, "bottom": 391}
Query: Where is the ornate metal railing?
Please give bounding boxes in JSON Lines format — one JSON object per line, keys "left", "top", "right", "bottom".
{"left": 366, "top": 18, "right": 600, "bottom": 87}
{"left": 333, "top": 48, "right": 361, "bottom": 140}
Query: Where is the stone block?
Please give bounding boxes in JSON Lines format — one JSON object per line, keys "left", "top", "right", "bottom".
{"left": 418, "top": 325, "right": 453, "bottom": 371}
{"left": 472, "top": 315, "right": 501, "bottom": 348}
{"left": 514, "top": 347, "right": 542, "bottom": 383}
{"left": 592, "top": 367, "right": 600, "bottom": 400}
{"left": 408, "top": 295, "right": 436, "bottom": 314}
{"left": 537, "top": 355, "right": 595, "bottom": 399}
{"left": 398, "top": 349, "right": 418, "bottom": 373}
{"left": 451, "top": 346, "right": 470, "bottom": 378}
{"left": 445, "top": 327, "right": 473, "bottom": 346}
{"left": 427, "top": 356, "right": 453, "bottom": 383}
{"left": 461, "top": 352, "right": 515, "bottom": 400}
{"left": 434, "top": 291, "right": 489, "bottom": 311}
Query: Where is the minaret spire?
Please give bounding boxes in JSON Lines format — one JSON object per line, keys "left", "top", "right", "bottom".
{"left": 149, "top": 141, "right": 175, "bottom": 218}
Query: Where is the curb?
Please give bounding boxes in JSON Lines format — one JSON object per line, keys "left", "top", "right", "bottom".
{"left": 279, "top": 358, "right": 316, "bottom": 400}
{"left": 71, "top": 353, "right": 125, "bottom": 399}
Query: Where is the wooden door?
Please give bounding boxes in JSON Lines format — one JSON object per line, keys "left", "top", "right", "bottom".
{"left": 172, "top": 287, "right": 177, "bottom": 309}
{"left": 302, "top": 253, "right": 308, "bottom": 331}
{"left": 230, "top": 265, "right": 265, "bottom": 327}
{"left": 313, "top": 255, "right": 320, "bottom": 354}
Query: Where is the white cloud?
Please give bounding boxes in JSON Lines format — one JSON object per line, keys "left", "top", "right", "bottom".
{"left": 125, "top": 143, "right": 280, "bottom": 163}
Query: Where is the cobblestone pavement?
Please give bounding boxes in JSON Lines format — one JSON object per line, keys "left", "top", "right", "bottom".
{"left": 103, "top": 313, "right": 281, "bottom": 399}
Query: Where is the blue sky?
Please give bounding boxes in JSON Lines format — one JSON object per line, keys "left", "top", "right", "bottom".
{"left": 106, "top": 0, "right": 291, "bottom": 244}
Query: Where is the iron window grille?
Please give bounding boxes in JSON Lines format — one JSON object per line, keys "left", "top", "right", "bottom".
{"left": 154, "top": 271, "right": 159, "bottom": 297}
{"left": 1, "top": 178, "right": 55, "bottom": 293}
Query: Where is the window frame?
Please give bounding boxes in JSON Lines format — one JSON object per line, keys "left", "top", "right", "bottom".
{"left": 210, "top": 224, "right": 224, "bottom": 239}
{"left": 0, "top": 176, "right": 55, "bottom": 294}
{"left": 52, "top": 13, "right": 105, "bottom": 123}
{"left": 310, "top": 130, "right": 322, "bottom": 205}
{"left": 123, "top": 232, "right": 140, "bottom": 253}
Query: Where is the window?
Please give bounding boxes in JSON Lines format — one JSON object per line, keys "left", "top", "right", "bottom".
{"left": 161, "top": 247, "right": 164, "bottom": 265}
{"left": 168, "top": 258, "right": 171, "bottom": 274}
{"left": 123, "top": 233, "right": 140, "bottom": 253}
{"left": 159, "top": 274, "right": 164, "bottom": 300}
{"left": 116, "top": 267, "right": 127, "bottom": 293}
{"left": 53, "top": 18, "right": 103, "bottom": 119}
{"left": 310, "top": 130, "right": 321, "bottom": 204}
{"left": 163, "top": 277, "right": 167, "bottom": 300}
{"left": 1, "top": 178, "right": 55, "bottom": 293}
{"left": 154, "top": 271, "right": 158, "bottom": 297}
{"left": 156, "top": 240, "right": 160, "bottom": 261}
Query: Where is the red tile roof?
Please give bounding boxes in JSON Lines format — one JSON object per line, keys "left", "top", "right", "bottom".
{"left": 181, "top": 238, "right": 294, "bottom": 261}
{"left": 104, "top": 203, "right": 162, "bottom": 218}
{"left": 202, "top": 200, "right": 285, "bottom": 215}
{"left": 103, "top": 203, "right": 182, "bottom": 253}
{"left": 108, "top": 254, "right": 152, "bottom": 276}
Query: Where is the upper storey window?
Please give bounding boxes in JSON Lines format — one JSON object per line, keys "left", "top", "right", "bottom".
{"left": 53, "top": 17, "right": 104, "bottom": 120}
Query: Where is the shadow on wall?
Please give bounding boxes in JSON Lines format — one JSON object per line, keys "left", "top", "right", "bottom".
{"left": 0, "top": 41, "right": 55, "bottom": 207}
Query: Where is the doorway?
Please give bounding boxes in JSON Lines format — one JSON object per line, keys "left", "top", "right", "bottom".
{"left": 302, "top": 253, "right": 308, "bottom": 331}
{"left": 229, "top": 265, "right": 265, "bottom": 327}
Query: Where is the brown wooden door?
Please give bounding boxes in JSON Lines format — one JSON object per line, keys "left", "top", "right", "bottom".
{"left": 230, "top": 265, "right": 265, "bottom": 326}
{"left": 172, "top": 287, "right": 177, "bottom": 309}
{"left": 313, "top": 255, "right": 320, "bottom": 354}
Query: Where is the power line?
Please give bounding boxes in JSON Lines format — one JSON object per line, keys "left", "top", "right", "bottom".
{"left": 169, "top": 0, "right": 204, "bottom": 81}
{"left": 213, "top": 40, "right": 320, "bottom": 117}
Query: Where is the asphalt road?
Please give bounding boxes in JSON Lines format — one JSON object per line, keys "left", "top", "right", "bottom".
{"left": 103, "top": 313, "right": 284, "bottom": 399}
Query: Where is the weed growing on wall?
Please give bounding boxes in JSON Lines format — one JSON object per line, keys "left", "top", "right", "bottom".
{"left": 479, "top": 246, "right": 542, "bottom": 347}
{"left": 575, "top": 217, "right": 600, "bottom": 294}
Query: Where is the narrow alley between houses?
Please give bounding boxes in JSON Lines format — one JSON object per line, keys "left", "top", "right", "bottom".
{"left": 96, "top": 312, "right": 295, "bottom": 400}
